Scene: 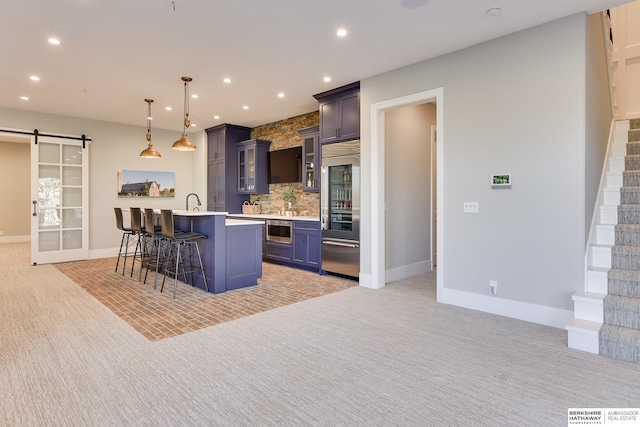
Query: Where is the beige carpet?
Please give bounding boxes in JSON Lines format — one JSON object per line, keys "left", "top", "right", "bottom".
{"left": 2, "top": 242, "right": 640, "bottom": 426}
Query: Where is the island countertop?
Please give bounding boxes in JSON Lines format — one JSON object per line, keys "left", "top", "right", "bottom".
{"left": 228, "top": 213, "right": 320, "bottom": 222}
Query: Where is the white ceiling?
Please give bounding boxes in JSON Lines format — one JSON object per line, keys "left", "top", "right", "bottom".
{"left": 0, "top": 0, "right": 632, "bottom": 132}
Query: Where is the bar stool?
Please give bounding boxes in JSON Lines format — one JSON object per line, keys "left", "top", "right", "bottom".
{"left": 129, "top": 207, "right": 146, "bottom": 279}
{"left": 141, "top": 208, "right": 165, "bottom": 286}
{"left": 114, "top": 207, "right": 136, "bottom": 275}
{"left": 159, "top": 209, "right": 209, "bottom": 299}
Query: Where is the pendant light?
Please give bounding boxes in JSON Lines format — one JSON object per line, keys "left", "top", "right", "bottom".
{"left": 172, "top": 76, "right": 197, "bottom": 151}
{"left": 140, "top": 98, "right": 161, "bottom": 158}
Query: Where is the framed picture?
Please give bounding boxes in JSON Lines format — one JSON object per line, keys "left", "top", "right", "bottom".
{"left": 117, "top": 169, "right": 175, "bottom": 198}
{"left": 491, "top": 174, "right": 511, "bottom": 189}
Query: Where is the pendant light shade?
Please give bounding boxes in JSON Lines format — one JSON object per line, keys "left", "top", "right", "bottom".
{"left": 172, "top": 76, "right": 197, "bottom": 152}
{"left": 140, "top": 98, "right": 161, "bottom": 158}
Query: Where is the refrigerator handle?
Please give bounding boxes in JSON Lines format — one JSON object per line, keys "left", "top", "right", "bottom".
{"left": 322, "top": 240, "right": 359, "bottom": 248}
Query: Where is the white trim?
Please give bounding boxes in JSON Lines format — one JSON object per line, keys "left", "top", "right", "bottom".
{"left": 386, "top": 261, "right": 431, "bottom": 283}
{"left": 0, "top": 235, "right": 30, "bottom": 243}
{"left": 441, "top": 288, "right": 573, "bottom": 329}
{"left": 369, "top": 87, "right": 444, "bottom": 294}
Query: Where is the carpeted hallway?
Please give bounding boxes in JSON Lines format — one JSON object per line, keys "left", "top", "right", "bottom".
{"left": 1, "top": 242, "right": 639, "bottom": 426}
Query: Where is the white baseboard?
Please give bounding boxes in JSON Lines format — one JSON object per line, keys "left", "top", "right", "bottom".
{"left": 89, "top": 247, "right": 120, "bottom": 259}
{"left": 359, "top": 272, "right": 374, "bottom": 288}
{"left": 441, "top": 288, "right": 573, "bottom": 329}
{"left": 0, "top": 235, "right": 30, "bottom": 243}
{"left": 385, "top": 260, "right": 431, "bottom": 283}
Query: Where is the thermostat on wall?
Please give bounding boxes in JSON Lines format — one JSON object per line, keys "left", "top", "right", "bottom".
{"left": 491, "top": 174, "right": 511, "bottom": 189}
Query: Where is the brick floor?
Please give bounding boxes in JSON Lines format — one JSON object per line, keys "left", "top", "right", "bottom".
{"left": 55, "top": 257, "right": 357, "bottom": 342}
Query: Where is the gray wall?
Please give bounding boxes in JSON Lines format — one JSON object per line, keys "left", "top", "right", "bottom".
{"left": 0, "top": 141, "right": 30, "bottom": 237}
{"left": 384, "top": 103, "right": 436, "bottom": 271}
{"left": 0, "top": 108, "right": 206, "bottom": 254}
{"left": 361, "top": 13, "right": 594, "bottom": 311}
{"left": 585, "top": 13, "right": 615, "bottom": 238}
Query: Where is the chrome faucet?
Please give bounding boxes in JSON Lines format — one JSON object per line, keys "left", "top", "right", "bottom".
{"left": 186, "top": 193, "right": 201, "bottom": 211}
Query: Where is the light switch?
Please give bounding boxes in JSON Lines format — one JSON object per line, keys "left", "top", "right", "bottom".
{"left": 463, "top": 202, "right": 479, "bottom": 213}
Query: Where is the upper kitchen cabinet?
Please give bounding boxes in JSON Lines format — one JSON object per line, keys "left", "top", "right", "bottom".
{"left": 206, "top": 124, "right": 252, "bottom": 213}
{"left": 313, "top": 81, "right": 360, "bottom": 144}
{"left": 298, "top": 126, "right": 319, "bottom": 192}
{"left": 237, "top": 139, "right": 271, "bottom": 194}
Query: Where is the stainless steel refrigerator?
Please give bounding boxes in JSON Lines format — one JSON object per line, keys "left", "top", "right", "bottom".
{"left": 320, "top": 140, "right": 360, "bottom": 278}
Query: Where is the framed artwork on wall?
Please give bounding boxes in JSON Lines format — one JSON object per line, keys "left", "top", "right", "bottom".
{"left": 117, "top": 169, "right": 175, "bottom": 198}
{"left": 491, "top": 174, "right": 511, "bottom": 189}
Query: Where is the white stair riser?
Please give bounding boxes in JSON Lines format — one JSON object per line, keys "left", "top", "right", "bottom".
{"left": 606, "top": 172, "right": 622, "bottom": 188}
{"left": 595, "top": 225, "right": 615, "bottom": 246}
{"left": 615, "top": 121, "right": 630, "bottom": 132}
{"left": 567, "top": 330, "right": 600, "bottom": 354}
{"left": 611, "top": 144, "right": 626, "bottom": 158}
{"left": 609, "top": 157, "right": 624, "bottom": 173}
{"left": 574, "top": 300, "right": 604, "bottom": 323}
{"left": 603, "top": 189, "right": 621, "bottom": 205}
{"left": 589, "top": 246, "right": 611, "bottom": 269}
{"left": 598, "top": 206, "right": 618, "bottom": 225}
{"left": 587, "top": 269, "right": 609, "bottom": 294}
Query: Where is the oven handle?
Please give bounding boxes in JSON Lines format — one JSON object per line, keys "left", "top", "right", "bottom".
{"left": 322, "top": 239, "right": 359, "bottom": 248}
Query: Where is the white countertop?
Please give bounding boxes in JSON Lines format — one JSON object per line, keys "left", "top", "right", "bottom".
{"left": 228, "top": 213, "right": 320, "bottom": 222}
{"left": 226, "top": 218, "right": 265, "bottom": 226}
{"left": 172, "top": 210, "right": 227, "bottom": 216}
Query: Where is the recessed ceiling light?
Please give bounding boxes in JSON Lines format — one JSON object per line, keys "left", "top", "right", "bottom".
{"left": 277, "top": 92, "right": 285, "bottom": 98}
{"left": 401, "top": 0, "right": 428, "bottom": 8}
{"left": 336, "top": 28, "right": 347, "bottom": 37}
{"left": 147, "top": 116, "right": 153, "bottom": 120}
{"left": 486, "top": 6, "right": 502, "bottom": 16}
{"left": 223, "top": 78, "right": 231, "bottom": 84}
{"left": 190, "top": 123, "right": 197, "bottom": 127}
{"left": 20, "top": 96, "right": 29, "bottom": 101}
{"left": 30, "top": 75, "right": 40, "bottom": 81}
{"left": 165, "top": 106, "right": 172, "bottom": 111}
{"left": 243, "top": 105, "right": 249, "bottom": 110}
{"left": 48, "top": 38, "right": 60, "bottom": 45}
{"left": 191, "top": 94, "right": 198, "bottom": 99}
{"left": 214, "top": 115, "right": 220, "bottom": 120}
{"left": 323, "top": 76, "right": 331, "bottom": 82}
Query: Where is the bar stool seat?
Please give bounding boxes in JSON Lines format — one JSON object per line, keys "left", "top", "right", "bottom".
{"left": 159, "top": 209, "right": 208, "bottom": 299}
{"left": 141, "top": 208, "right": 166, "bottom": 287}
{"left": 114, "top": 207, "right": 137, "bottom": 275}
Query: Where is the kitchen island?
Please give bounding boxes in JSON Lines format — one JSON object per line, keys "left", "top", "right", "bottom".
{"left": 171, "top": 211, "right": 264, "bottom": 293}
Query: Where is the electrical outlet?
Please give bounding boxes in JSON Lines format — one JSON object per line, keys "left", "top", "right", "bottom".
{"left": 463, "top": 202, "right": 479, "bottom": 213}
{"left": 490, "top": 280, "right": 497, "bottom": 295}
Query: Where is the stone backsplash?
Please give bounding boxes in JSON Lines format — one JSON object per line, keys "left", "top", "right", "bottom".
{"left": 249, "top": 111, "right": 320, "bottom": 216}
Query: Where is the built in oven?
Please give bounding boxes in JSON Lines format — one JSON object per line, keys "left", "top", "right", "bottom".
{"left": 266, "top": 220, "right": 292, "bottom": 244}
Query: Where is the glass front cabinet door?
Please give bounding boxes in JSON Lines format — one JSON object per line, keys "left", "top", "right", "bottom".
{"left": 298, "top": 126, "right": 319, "bottom": 192}
{"left": 237, "top": 139, "right": 271, "bottom": 194}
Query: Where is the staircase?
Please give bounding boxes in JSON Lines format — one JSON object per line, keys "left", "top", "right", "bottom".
{"left": 567, "top": 118, "right": 640, "bottom": 362}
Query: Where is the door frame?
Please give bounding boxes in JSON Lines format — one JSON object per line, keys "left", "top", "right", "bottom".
{"left": 368, "top": 87, "right": 444, "bottom": 300}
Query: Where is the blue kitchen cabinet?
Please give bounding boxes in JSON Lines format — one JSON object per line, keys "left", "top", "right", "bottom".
{"left": 298, "top": 126, "right": 320, "bottom": 192}
{"left": 237, "top": 139, "right": 271, "bottom": 195}
{"left": 206, "top": 124, "right": 252, "bottom": 213}
{"left": 313, "top": 82, "right": 360, "bottom": 144}
{"left": 292, "top": 221, "right": 321, "bottom": 270}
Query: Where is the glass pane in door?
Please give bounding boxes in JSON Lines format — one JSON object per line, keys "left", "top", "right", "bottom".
{"left": 328, "top": 164, "right": 353, "bottom": 232}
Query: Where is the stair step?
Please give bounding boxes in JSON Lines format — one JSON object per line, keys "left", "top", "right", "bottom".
{"left": 611, "top": 245, "right": 640, "bottom": 271}
{"left": 606, "top": 171, "right": 622, "bottom": 189}
{"left": 620, "top": 186, "right": 640, "bottom": 204}
{"left": 630, "top": 118, "right": 640, "bottom": 131}
{"left": 595, "top": 224, "right": 615, "bottom": 245}
{"left": 572, "top": 291, "right": 605, "bottom": 323}
{"left": 604, "top": 188, "right": 621, "bottom": 205}
{"left": 616, "top": 120, "right": 631, "bottom": 133}
{"left": 599, "top": 324, "right": 640, "bottom": 363}
{"left": 625, "top": 155, "right": 640, "bottom": 171}
{"left": 615, "top": 224, "right": 640, "bottom": 246}
{"left": 587, "top": 267, "right": 609, "bottom": 294}
{"left": 567, "top": 318, "right": 601, "bottom": 354}
{"left": 627, "top": 141, "right": 640, "bottom": 155}
{"left": 590, "top": 245, "right": 611, "bottom": 269}
{"left": 630, "top": 129, "right": 640, "bottom": 143}
{"left": 618, "top": 204, "right": 640, "bottom": 224}
{"left": 609, "top": 268, "right": 640, "bottom": 298}
{"left": 623, "top": 170, "right": 640, "bottom": 187}
{"left": 599, "top": 205, "right": 618, "bottom": 224}
{"left": 604, "top": 295, "right": 640, "bottom": 329}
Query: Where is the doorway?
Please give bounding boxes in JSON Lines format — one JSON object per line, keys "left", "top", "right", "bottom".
{"left": 368, "top": 87, "right": 444, "bottom": 300}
